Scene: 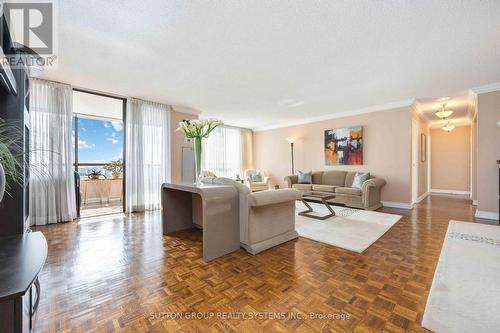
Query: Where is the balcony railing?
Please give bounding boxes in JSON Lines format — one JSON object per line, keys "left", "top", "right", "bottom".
{"left": 75, "top": 164, "right": 123, "bottom": 207}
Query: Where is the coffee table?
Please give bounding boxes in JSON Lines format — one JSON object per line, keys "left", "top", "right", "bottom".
{"left": 298, "top": 191, "right": 336, "bottom": 220}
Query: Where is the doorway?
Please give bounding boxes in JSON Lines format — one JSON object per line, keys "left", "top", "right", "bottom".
{"left": 72, "top": 89, "right": 126, "bottom": 218}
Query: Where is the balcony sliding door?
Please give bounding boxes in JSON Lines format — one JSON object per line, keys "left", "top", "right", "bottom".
{"left": 72, "top": 90, "right": 126, "bottom": 216}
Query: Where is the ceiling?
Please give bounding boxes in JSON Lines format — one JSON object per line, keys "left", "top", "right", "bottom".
{"left": 40, "top": 0, "right": 500, "bottom": 129}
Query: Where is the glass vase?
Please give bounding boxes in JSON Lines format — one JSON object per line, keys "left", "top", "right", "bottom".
{"left": 194, "top": 136, "right": 203, "bottom": 185}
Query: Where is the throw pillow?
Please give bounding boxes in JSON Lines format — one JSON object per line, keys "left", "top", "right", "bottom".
{"left": 251, "top": 173, "right": 263, "bottom": 182}
{"left": 298, "top": 170, "right": 313, "bottom": 184}
{"left": 351, "top": 172, "right": 370, "bottom": 189}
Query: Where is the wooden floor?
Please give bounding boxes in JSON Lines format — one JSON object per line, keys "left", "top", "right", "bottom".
{"left": 32, "top": 194, "right": 494, "bottom": 332}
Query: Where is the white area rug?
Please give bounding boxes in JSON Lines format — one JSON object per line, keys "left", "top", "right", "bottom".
{"left": 422, "top": 220, "right": 500, "bottom": 333}
{"left": 295, "top": 201, "right": 402, "bottom": 253}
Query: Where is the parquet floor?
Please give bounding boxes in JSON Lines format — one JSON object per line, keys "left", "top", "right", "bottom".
{"left": 32, "top": 194, "right": 494, "bottom": 332}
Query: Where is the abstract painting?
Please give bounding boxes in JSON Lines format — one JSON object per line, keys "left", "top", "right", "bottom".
{"left": 324, "top": 126, "right": 363, "bottom": 165}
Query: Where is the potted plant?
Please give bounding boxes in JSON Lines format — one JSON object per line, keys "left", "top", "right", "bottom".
{"left": 105, "top": 159, "right": 123, "bottom": 179}
{"left": 88, "top": 169, "right": 106, "bottom": 180}
{"left": 0, "top": 119, "right": 23, "bottom": 203}
{"left": 177, "top": 119, "right": 223, "bottom": 185}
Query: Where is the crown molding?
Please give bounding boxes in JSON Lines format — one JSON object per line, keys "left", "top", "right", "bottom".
{"left": 411, "top": 101, "right": 432, "bottom": 125}
{"left": 469, "top": 82, "right": 500, "bottom": 95}
{"left": 253, "top": 98, "right": 415, "bottom": 131}
{"left": 466, "top": 90, "right": 478, "bottom": 120}
{"left": 412, "top": 100, "right": 424, "bottom": 116}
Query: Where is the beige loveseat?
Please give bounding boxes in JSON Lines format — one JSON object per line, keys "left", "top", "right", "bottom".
{"left": 239, "top": 188, "right": 301, "bottom": 254}
{"left": 202, "top": 177, "right": 301, "bottom": 255}
{"left": 284, "top": 171, "right": 386, "bottom": 211}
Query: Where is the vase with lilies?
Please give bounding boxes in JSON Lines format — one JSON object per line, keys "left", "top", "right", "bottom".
{"left": 177, "top": 119, "right": 223, "bottom": 185}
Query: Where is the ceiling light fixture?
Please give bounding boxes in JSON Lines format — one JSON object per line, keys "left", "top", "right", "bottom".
{"left": 287, "top": 100, "right": 304, "bottom": 108}
{"left": 278, "top": 99, "right": 304, "bottom": 108}
{"left": 435, "top": 103, "right": 454, "bottom": 119}
{"left": 442, "top": 122, "right": 455, "bottom": 132}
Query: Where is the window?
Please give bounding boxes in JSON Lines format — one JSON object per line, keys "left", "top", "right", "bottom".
{"left": 72, "top": 116, "right": 124, "bottom": 177}
{"left": 203, "top": 126, "right": 242, "bottom": 178}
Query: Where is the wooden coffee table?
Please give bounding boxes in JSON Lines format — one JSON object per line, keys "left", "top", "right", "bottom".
{"left": 298, "top": 191, "right": 336, "bottom": 220}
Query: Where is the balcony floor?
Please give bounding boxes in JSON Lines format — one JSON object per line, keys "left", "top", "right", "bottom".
{"left": 80, "top": 200, "right": 123, "bottom": 219}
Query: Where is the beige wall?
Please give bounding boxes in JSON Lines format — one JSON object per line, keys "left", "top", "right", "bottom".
{"left": 170, "top": 110, "right": 198, "bottom": 183}
{"left": 477, "top": 91, "right": 500, "bottom": 214}
{"left": 430, "top": 125, "right": 470, "bottom": 192}
{"left": 253, "top": 107, "right": 413, "bottom": 204}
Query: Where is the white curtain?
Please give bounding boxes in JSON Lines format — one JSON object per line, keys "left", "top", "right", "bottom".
{"left": 125, "top": 98, "right": 170, "bottom": 212}
{"left": 29, "top": 78, "right": 76, "bottom": 225}
{"left": 202, "top": 126, "right": 242, "bottom": 179}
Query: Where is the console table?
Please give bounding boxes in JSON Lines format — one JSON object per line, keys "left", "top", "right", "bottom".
{"left": 0, "top": 232, "right": 47, "bottom": 333}
{"left": 161, "top": 183, "right": 240, "bottom": 262}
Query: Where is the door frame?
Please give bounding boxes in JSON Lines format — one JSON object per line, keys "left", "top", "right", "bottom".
{"left": 72, "top": 88, "right": 127, "bottom": 213}
{"left": 411, "top": 118, "right": 419, "bottom": 205}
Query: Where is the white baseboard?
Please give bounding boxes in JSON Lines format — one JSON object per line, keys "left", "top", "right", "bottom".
{"left": 382, "top": 201, "right": 413, "bottom": 210}
{"left": 430, "top": 189, "right": 471, "bottom": 195}
{"left": 475, "top": 210, "right": 499, "bottom": 221}
{"left": 415, "top": 192, "right": 429, "bottom": 204}
{"left": 472, "top": 200, "right": 478, "bottom": 206}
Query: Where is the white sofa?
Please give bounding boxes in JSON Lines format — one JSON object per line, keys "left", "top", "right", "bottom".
{"left": 202, "top": 177, "right": 301, "bottom": 255}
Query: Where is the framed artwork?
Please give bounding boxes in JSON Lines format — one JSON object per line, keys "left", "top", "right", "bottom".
{"left": 324, "top": 126, "right": 363, "bottom": 165}
{"left": 421, "top": 133, "right": 426, "bottom": 162}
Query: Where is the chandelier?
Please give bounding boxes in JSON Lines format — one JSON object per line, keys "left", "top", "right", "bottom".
{"left": 435, "top": 103, "right": 454, "bottom": 119}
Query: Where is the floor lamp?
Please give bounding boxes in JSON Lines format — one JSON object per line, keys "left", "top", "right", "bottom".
{"left": 287, "top": 138, "right": 296, "bottom": 175}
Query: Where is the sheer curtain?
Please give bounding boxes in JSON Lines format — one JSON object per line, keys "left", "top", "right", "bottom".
{"left": 203, "top": 126, "right": 242, "bottom": 178}
{"left": 30, "top": 78, "right": 76, "bottom": 225}
{"left": 125, "top": 98, "right": 170, "bottom": 212}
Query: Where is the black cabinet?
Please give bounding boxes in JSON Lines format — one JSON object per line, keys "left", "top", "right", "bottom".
{"left": 0, "top": 14, "right": 30, "bottom": 236}
{"left": 0, "top": 13, "right": 44, "bottom": 333}
{"left": 0, "top": 232, "right": 47, "bottom": 333}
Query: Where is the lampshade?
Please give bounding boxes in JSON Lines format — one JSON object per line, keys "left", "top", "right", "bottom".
{"left": 442, "top": 123, "right": 455, "bottom": 132}
{"left": 435, "top": 103, "right": 454, "bottom": 119}
{"left": 435, "top": 109, "right": 454, "bottom": 119}
{"left": 287, "top": 138, "right": 296, "bottom": 144}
